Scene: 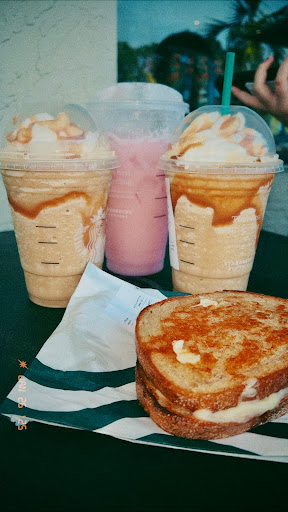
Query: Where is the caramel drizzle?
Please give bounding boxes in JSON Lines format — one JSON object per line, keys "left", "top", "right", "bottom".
{"left": 178, "top": 142, "right": 203, "bottom": 157}
{"left": 8, "top": 191, "right": 92, "bottom": 220}
{"left": 9, "top": 191, "right": 107, "bottom": 251}
{"left": 170, "top": 174, "right": 274, "bottom": 240}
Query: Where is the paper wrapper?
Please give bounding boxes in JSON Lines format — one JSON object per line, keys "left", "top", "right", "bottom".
{"left": 1, "top": 263, "right": 288, "bottom": 463}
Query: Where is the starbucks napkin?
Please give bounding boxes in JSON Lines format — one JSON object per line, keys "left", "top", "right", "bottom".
{"left": 1, "top": 263, "right": 288, "bottom": 463}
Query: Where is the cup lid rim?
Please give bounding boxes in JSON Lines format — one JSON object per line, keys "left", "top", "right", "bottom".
{"left": 159, "top": 156, "right": 284, "bottom": 174}
{"left": 0, "top": 150, "right": 118, "bottom": 171}
{"left": 87, "top": 100, "right": 190, "bottom": 110}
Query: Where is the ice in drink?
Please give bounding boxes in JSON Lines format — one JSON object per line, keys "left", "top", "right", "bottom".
{"left": 161, "top": 106, "right": 283, "bottom": 294}
{"left": 0, "top": 108, "right": 117, "bottom": 307}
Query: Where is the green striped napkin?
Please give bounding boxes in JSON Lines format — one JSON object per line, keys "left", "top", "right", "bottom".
{"left": 1, "top": 263, "right": 287, "bottom": 463}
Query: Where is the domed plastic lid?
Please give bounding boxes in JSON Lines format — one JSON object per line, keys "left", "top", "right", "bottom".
{"left": 87, "top": 82, "right": 189, "bottom": 112}
{"left": 0, "top": 102, "right": 117, "bottom": 171}
{"left": 160, "top": 105, "right": 283, "bottom": 174}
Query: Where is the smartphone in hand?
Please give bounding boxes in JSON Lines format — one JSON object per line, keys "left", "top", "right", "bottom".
{"left": 215, "top": 68, "right": 277, "bottom": 95}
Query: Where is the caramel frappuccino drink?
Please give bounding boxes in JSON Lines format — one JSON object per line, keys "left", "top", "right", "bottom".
{"left": 0, "top": 107, "right": 117, "bottom": 307}
{"left": 161, "top": 106, "right": 283, "bottom": 294}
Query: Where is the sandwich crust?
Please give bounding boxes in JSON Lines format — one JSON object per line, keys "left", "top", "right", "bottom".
{"left": 136, "top": 364, "right": 288, "bottom": 439}
{"left": 135, "top": 291, "right": 288, "bottom": 436}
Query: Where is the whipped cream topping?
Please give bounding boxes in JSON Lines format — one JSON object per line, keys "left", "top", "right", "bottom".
{"left": 164, "top": 111, "right": 279, "bottom": 163}
{"left": 5, "top": 112, "right": 111, "bottom": 159}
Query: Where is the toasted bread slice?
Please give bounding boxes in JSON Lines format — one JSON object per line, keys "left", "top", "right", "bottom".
{"left": 135, "top": 291, "right": 288, "bottom": 421}
{"left": 136, "top": 362, "right": 288, "bottom": 439}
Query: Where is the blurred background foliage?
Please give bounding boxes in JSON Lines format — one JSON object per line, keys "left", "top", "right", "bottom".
{"left": 118, "top": 0, "right": 287, "bottom": 99}
{"left": 205, "top": 0, "right": 287, "bottom": 70}
{"left": 118, "top": 0, "right": 288, "bottom": 154}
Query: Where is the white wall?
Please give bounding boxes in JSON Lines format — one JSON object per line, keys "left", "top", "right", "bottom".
{"left": 0, "top": 0, "right": 117, "bottom": 231}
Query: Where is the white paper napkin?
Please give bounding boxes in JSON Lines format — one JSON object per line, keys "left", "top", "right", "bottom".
{"left": 1, "top": 263, "right": 288, "bottom": 463}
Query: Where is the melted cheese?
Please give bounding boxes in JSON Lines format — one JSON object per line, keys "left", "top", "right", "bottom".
{"left": 193, "top": 387, "right": 288, "bottom": 424}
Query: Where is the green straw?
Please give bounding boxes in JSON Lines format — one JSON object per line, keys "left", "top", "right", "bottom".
{"left": 221, "top": 52, "right": 235, "bottom": 115}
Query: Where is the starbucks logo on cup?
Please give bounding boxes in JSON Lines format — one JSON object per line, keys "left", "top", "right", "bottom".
{"left": 74, "top": 207, "right": 106, "bottom": 264}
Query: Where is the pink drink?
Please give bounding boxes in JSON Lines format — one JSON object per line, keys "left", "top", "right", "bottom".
{"left": 87, "top": 83, "right": 189, "bottom": 274}
{"left": 105, "top": 135, "right": 169, "bottom": 275}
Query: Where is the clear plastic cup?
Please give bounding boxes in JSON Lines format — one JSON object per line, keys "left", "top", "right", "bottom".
{"left": 160, "top": 105, "right": 283, "bottom": 294}
{"left": 0, "top": 103, "right": 117, "bottom": 307}
{"left": 87, "top": 83, "right": 189, "bottom": 276}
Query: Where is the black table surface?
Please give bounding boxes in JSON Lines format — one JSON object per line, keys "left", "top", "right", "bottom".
{"left": 1, "top": 229, "right": 288, "bottom": 512}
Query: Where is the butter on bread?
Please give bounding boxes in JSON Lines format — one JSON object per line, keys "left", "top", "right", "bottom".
{"left": 135, "top": 291, "right": 288, "bottom": 439}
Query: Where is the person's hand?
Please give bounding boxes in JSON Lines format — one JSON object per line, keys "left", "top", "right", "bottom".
{"left": 231, "top": 55, "right": 288, "bottom": 126}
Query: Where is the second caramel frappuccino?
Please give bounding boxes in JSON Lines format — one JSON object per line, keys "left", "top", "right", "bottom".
{"left": 161, "top": 106, "right": 283, "bottom": 294}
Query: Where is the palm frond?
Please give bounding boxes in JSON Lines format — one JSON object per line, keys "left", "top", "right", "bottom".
{"left": 230, "top": 0, "right": 249, "bottom": 24}
{"left": 230, "top": 0, "right": 263, "bottom": 24}
{"left": 203, "top": 0, "right": 286, "bottom": 68}
{"left": 247, "top": 0, "right": 264, "bottom": 19}
{"left": 204, "top": 19, "right": 232, "bottom": 39}
{"left": 232, "top": 0, "right": 249, "bottom": 19}
{"left": 260, "top": 3, "right": 288, "bottom": 20}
